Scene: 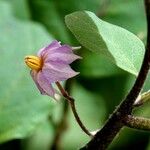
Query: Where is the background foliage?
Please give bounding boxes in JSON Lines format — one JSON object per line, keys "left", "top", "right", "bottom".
{"left": 0, "top": 0, "right": 149, "bottom": 150}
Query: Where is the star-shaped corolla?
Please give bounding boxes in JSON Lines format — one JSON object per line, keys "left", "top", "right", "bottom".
{"left": 25, "top": 40, "right": 81, "bottom": 99}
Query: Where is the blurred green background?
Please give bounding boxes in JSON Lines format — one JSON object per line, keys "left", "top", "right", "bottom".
{"left": 0, "top": 0, "right": 149, "bottom": 149}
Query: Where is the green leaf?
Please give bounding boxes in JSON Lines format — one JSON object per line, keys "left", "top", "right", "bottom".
{"left": 109, "top": 128, "right": 149, "bottom": 149}
{"left": 23, "top": 121, "right": 53, "bottom": 150}
{"left": 65, "top": 11, "right": 145, "bottom": 76}
{"left": 146, "top": 140, "right": 150, "bottom": 150}
{"left": 103, "top": 0, "right": 146, "bottom": 38}
{"left": 4, "top": 0, "right": 30, "bottom": 20}
{"left": 0, "top": 1, "right": 54, "bottom": 143}
{"left": 28, "top": 0, "right": 71, "bottom": 43}
{"left": 143, "top": 72, "right": 150, "bottom": 91}
{"left": 78, "top": 49, "right": 125, "bottom": 78}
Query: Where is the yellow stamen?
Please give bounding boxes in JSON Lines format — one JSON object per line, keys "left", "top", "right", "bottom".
{"left": 24, "top": 55, "right": 43, "bottom": 71}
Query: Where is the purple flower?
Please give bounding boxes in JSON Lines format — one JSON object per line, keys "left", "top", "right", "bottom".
{"left": 25, "top": 40, "right": 81, "bottom": 99}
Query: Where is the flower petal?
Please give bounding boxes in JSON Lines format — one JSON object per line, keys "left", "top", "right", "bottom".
{"left": 42, "top": 45, "right": 74, "bottom": 61}
{"left": 30, "top": 70, "right": 46, "bottom": 95}
{"left": 51, "top": 45, "right": 73, "bottom": 54}
{"left": 42, "top": 62, "right": 79, "bottom": 83}
{"left": 30, "top": 70, "right": 55, "bottom": 97}
{"left": 38, "top": 40, "right": 61, "bottom": 57}
{"left": 36, "top": 71, "right": 56, "bottom": 97}
{"left": 44, "top": 52, "right": 81, "bottom": 64}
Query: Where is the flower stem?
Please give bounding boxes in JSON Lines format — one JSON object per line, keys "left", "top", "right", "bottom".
{"left": 56, "top": 81, "right": 93, "bottom": 137}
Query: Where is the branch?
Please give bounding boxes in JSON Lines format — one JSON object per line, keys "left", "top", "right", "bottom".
{"left": 124, "top": 115, "right": 150, "bottom": 131}
{"left": 80, "top": 0, "right": 150, "bottom": 149}
{"left": 56, "top": 82, "right": 93, "bottom": 137}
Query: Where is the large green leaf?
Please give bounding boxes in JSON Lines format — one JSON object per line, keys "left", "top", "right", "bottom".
{"left": 0, "top": 1, "right": 54, "bottom": 143}
{"left": 28, "top": 0, "right": 71, "bottom": 43}
{"left": 4, "top": 0, "right": 30, "bottom": 20}
{"left": 103, "top": 0, "right": 146, "bottom": 38}
{"left": 78, "top": 49, "right": 125, "bottom": 78}
{"left": 65, "top": 11, "right": 145, "bottom": 76}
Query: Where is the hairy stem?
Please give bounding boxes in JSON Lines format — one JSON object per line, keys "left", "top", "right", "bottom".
{"left": 80, "top": 0, "right": 150, "bottom": 149}
{"left": 56, "top": 82, "right": 93, "bottom": 137}
{"left": 125, "top": 115, "right": 150, "bottom": 131}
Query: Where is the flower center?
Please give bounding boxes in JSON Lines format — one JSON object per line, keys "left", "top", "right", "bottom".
{"left": 25, "top": 55, "right": 43, "bottom": 71}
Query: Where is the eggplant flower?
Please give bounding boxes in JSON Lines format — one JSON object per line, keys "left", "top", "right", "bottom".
{"left": 25, "top": 40, "right": 81, "bottom": 99}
